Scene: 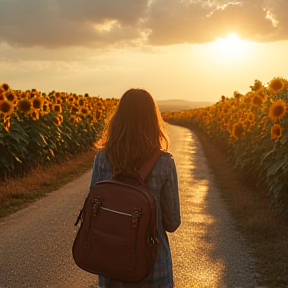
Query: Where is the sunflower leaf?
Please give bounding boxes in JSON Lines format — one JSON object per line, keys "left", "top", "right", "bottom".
{"left": 280, "top": 130, "right": 288, "bottom": 145}
{"left": 0, "top": 152, "right": 15, "bottom": 172}
{"left": 7, "top": 124, "right": 30, "bottom": 145}
{"left": 260, "top": 149, "right": 275, "bottom": 165}
{"left": 29, "top": 132, "right": 48, "bottom": 147}
{"left": 268, "top": 180, "right": 287, "bottom": 200}
{"left": 266, "top": 158, "right": 287, "bottom": 178}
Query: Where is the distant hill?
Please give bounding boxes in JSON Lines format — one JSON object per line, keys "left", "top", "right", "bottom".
{"left": 157, "top": 99, "right": 213, "bottom": 113}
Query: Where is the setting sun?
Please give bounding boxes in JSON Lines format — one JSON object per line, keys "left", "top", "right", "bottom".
{"left": 212, "top": 33, "right": 249, "bottom": 59}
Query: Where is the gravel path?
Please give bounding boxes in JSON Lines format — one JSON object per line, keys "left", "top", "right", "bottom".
{"left": 167, "top": 124, "right": 257, "bottom": 288}
{"left": 0, "top": 124, "right": 257, "bottom": 288}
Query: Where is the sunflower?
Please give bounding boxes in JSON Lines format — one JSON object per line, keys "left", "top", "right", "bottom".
{"left": 250, "top": 79, "right": 264, "bottom": 92}
{"left": 32, "top": 96, "right": 44, "bottom": 110}
{"left": 52, "top": 104, "right": 62, "bottom": 114}
{"left": 79, "top": 106, "right": 90, "bottom": 117}
{"left": 55, "top": 98, "right": 62, "bottom": 105}
{"left": 247, "top": 111, "right": 256, "bottom": 123}
{"left": 42, "top": 101, "right": 50, "bottom": 114}
{"left": 251, "top": 93, "right": 263, "bottom": 109}
{"left": 31, "top": 110, "right": 39, "bottom": 121}
{"left": 268, "top": 99, "right": 287, "bottom": 121}
{"left": 70, "top": 105, "right": 79, "bottom": 114}
{"left": 221, "top": 103, "right": 231, "bottom": 117}
{"left": 78, "top": 97, "right": 86, "bottom": 107}
{"left": 268, "top": 77, "right": 288, "bottom": 95}
{"left": 271, "top": 124, "right": 283, "bottom": 140}
{"left": 17, "top": 98, "right": 32, "bottom": 114}
{"left": 232, "top": 122, "right": 245, "bottom": 139}
{"left": 0, "top": 99, "right": 14, "bottom": 116}
{"left": 67, "top": 95, "right": 75, "bottom": 105}
{"left": 5, "top": 91, "right": 17, "bottom": 103}
{"left": 69, "top": 115, "right": 77, "bottom": 125}
{"left": 73, "top": 94, "right": 79, "bottom": 101}
{"left": 2, "top": 83, "right": 10, "bottom": 91}
{"left": 30, "top": 89, "right": 40, "bottom": 99}
{"left": 257, "top": 89, "right": 268, "bottom": 102}
{"left": 60, "top": 92, "right": 67, "bottom": 102}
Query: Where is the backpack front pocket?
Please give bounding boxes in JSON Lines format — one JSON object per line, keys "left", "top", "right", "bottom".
{"left": 83, "top": 200, "right": 143, "bottom": 278}
{"left": 85, "top": 230, "right": 133, "bottom": 276}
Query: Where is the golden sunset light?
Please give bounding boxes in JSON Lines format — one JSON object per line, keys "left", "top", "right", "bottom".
{"left": 1, "top": 0, "right": 288, "bottom": 102}
{"left": 212, "top": 33, "right": 250, "bottom": 59}
{"left": 1, "top": 2, "right": 288, "bottom": 287}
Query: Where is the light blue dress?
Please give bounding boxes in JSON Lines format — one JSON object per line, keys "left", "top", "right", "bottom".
{"left": 89, "top": 150, "right": 181, "bottom": 288}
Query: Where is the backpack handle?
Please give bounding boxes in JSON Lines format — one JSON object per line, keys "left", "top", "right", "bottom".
{"left": 111, "top": 149, "right": 163, "bottom": 187}
{"left": 137, "top": 149, "right": 163, "bottom": 182}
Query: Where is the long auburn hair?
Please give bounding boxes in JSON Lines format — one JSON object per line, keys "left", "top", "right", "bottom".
{"left": 104, "top": 88, "right": 169, "bottom": 176}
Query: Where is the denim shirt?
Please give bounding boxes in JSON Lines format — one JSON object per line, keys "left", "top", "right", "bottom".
{"left": 89, "top": 150, "right": 181, "bottom": 287}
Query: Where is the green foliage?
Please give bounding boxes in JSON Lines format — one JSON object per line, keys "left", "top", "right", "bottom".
{"left": 0, "top": 113, "right": 105, "bottom": 179}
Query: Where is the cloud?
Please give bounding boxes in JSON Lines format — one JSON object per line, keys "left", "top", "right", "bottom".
{"left": 0, "top": 0, "right": 148, "bottom": 48}
{"left": 145, "top": 0, "right": 215, "bottom": 45}
{"left": 206, "top": 1, "right": 276, "bottom": 40}
{"left": 58, "top": 0, "right": 148, "bottom": 26}
{"left": 264, "top": 0, "right": 288, "bottom": 41}
{"left": 0, "top": 0, "right": 287, "bottom": 49}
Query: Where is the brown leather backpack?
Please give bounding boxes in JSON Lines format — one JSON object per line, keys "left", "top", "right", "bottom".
{"left": 72, "top": 149, "right": 162, "bottom": 282}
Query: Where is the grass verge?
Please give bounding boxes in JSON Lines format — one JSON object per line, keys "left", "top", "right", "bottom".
{"left": 193, "top": 129, "right": 288, "bottom": 288}
{"left": 0, "top": 148, "right": 97, "bottom": 219}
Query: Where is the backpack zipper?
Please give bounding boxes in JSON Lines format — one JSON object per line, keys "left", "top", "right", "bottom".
{"left": 91, "top": 197, "right": 142, "bottom": 227}
{"left": 99, "top": 206, "right": 131, "bottom": 216}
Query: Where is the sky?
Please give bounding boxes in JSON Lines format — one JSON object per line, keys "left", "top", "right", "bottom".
{"left": 1, "top": 0, "right": 288, "bottom": 102}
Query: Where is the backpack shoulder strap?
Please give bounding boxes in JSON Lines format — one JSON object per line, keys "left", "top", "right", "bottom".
{"left": 137, "top": 149, "right": 163, "bottom": 182}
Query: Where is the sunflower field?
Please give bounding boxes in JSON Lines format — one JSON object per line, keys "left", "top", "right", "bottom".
{"left": 0, "top": 83, "right": 118, "bottom": 179}
{"left": 163, "top": 77, "right": 288, "bottom": 208}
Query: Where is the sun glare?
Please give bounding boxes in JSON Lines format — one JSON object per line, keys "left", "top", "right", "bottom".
{"left": 212, "top": 33, "right": 249, "bottom": 59}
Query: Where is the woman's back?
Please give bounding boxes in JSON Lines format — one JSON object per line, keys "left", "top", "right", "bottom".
{"left": 89, "top": 88, "right": 181, "bottom": 287}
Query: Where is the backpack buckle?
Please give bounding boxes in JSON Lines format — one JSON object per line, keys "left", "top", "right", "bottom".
{"left": 131, "top": 209, "right": 142, "bottom": 227}
{"left": 91, "top": 197, "right": 102, "bottom": 216}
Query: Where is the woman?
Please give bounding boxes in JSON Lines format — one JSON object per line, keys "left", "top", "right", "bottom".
{"left": 89, "top": 88, "right": 181, "bottom": 288}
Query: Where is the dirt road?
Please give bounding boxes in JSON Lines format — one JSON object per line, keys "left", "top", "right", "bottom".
{"left": 0, "top": 124, "right": 257, "bottom": 288}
